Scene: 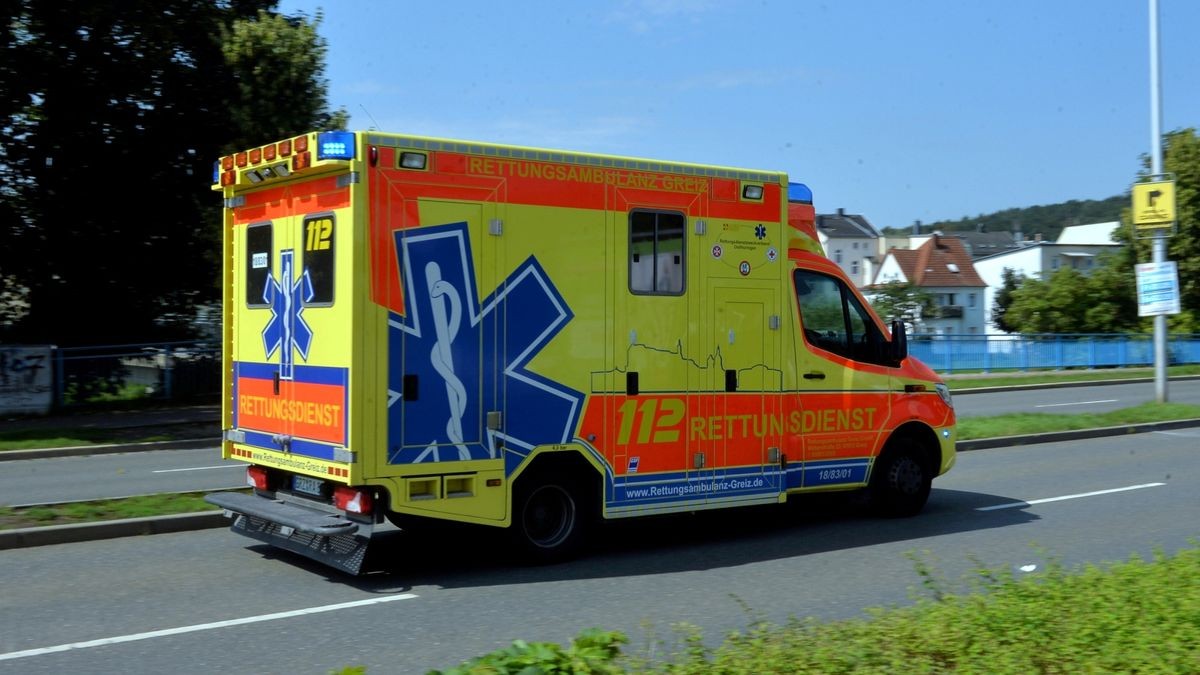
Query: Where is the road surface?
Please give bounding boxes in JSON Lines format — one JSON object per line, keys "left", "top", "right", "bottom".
{"left": 2, "top": 428, "right": 1197, "bottom": 673}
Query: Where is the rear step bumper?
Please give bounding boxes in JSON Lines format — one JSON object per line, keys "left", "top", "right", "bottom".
{"left": 205, "top": 492, "right": 372, "bottom": 575}
{"left": 205, "top": 492, "right": 360, "bottom": 535}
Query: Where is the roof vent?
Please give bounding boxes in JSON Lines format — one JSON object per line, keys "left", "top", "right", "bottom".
{"left": 947, "top": 263, "right": 960, "bottom": 273}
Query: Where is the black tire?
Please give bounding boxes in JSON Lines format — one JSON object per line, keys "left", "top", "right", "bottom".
{"left": 512, "top": 476, "right": 590, "bottom": 564}
{"left": 869, "top": 437, "right": 933, "bottom": 517}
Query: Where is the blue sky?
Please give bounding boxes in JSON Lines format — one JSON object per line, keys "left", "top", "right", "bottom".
{"left": 279, "top": 0, "right": 1200, "bottom": 231}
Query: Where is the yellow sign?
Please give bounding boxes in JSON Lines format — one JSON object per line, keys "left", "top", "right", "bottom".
{"left": 1132, "top": 180, "right": 1176, "bottom": 229}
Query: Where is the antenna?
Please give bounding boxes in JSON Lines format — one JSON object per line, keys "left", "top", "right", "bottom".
{"left": 359, "top": 104, "right": 381, "bottom": 131}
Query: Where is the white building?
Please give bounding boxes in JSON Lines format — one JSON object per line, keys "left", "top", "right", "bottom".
{"left": 816, "top": 208, "right": 880, "bottom": 288}
{"left": 972, "top": 222, "right": 1122, "bottom": 333}
{"left": 873, "top": 234, "right": 989, "bottom": 336}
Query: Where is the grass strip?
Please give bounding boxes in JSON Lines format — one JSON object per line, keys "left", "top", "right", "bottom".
{"left": 0, "top": 490, "right": 238, "bottom": 530}
{"left": 946, "top": 364, "right": 1200, "bottom": 390}
{"left": 0, "top": 432, "right": 175, "bottom": 451}
{"left": 956, "top": 401, "right": 1200, "bottom": 440}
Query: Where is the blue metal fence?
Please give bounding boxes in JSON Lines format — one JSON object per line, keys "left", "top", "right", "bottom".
{"left": 909, "top": 333, "right": 1200, "bottom": 374}
{"left": 51, "top": 341, "right": 221, "bottom": 408}
{"left": 15, "top": 333, "right": 1200, "bottom": 411}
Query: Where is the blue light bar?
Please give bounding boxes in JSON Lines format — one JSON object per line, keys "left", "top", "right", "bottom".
{"left": 212, "top": 160, "right": 220, "bottom": 183}
{"left": 788, "top": 182, "right": 812, "bottom": 204}
{"left": 317, "top": 131, "right": 356, "bottom": 161}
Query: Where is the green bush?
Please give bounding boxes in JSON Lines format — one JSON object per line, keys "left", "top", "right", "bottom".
{"left": 430, "top": 628, "right": 627, "bottom": 675}
{"left": 432, "top": 546, "right": 1200, "bottom": 674}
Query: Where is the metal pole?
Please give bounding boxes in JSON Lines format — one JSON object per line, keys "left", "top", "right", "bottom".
{"left": 1150, "top": 0, "right": 1168, "bottom": 402}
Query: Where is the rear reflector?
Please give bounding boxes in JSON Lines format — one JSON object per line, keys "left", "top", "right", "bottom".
{"left": 334, "top": 486, "right": 373, "bottom": 515}
{"left": 247, "top": 466, "right": 270, "bottom": 490}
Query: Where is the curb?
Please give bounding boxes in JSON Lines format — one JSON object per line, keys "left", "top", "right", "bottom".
{"left": 956, "top": 418, "right": 1200, "bottom": 451}
{"left": 0, "top": 437, "right": 218, "bottom": 462}
{"left": 951, "top": 374, "right": 1200, "bottom": 395}
{"left": 7, "top": 419, "right": 1200, "bottom": 550}
{"left": 0, "top": 510, "right": 228, "bottom": 551}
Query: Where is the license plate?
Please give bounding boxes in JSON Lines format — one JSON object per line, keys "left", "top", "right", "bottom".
{"left": 292, "top": 475, "right": 324, "bottom": 497}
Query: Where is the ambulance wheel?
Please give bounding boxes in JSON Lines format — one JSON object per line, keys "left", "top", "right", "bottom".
{"left": 869, "top": 437, "right": 932, "bottom": 517}
{"left": 513, "top": 475, "right": 590, "bottom": 564}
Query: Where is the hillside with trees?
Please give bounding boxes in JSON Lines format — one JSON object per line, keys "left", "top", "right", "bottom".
{"left": 882, "top": 195, "right": 1127, "bottom": 242}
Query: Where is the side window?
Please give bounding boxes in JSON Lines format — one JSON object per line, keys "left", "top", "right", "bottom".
{"left": 794, "top": 269, "right": 888, "bottom": 365}
{"left": 302, "top": 213, "right": 335, "bottom": 305}
{"left": 246, "top": 222, "right": 272, "bottom": 307}
{"left": 629, "top": 209, "right": 685, "bottom": 295}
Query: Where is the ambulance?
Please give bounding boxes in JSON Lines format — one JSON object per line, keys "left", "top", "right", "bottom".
{"left": 206, "top": 130, "right": 956, "bottom": 574}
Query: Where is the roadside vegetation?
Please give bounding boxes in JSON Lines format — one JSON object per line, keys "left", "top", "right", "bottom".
{"left": 0, "top": 491, "right": 240, "bottom": 530}
{"left": 957, "top": 401, "right": 1200, "bottom": 440}
{"left": 945, "top": 363, "right": 1200, "bottom": 390}
{"left": 425, "top": 545, "right": 1200, "bottom": 674}
{"left": 0, "top": 421, "right": 215, "bottom": 451}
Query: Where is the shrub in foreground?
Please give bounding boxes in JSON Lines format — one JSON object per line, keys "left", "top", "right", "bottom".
{"left": 430, "top": 545, "right": 1200, "bottom": 674}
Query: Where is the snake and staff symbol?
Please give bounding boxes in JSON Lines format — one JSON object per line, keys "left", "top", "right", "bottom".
{"left": 419, "top": 261, "right": 473, "bottom": 461}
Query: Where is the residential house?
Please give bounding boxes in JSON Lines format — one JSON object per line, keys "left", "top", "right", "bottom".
{"left": 872, "top": 234, "right": 989, "bottom": 336}
{"left": 816, "top": 208, "right": 880, "bottom": 288}
{"left": 911, "top": 229, "right": 1030, "bottom": 259}
{"left": 973, "top": 222, "right": 1122, "bottom": 333}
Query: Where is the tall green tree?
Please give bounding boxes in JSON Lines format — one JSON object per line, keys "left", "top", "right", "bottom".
{"left": 221, "top": 9, "right": 348, "bottom": 153}
{"left": 991, "top": 267, "right": 1023, "bottom": 334}
{"left": 1126, "top": 128, "right": 1200, "bottom": 332}
{"left": 867, "top": 281, "right": 934, "bottom": 331}
{"left": 1004, "top": 253, "right": 1138, "bottom": 334}
{"left": 0, "top": 1, "right": 345, "bottom": 345}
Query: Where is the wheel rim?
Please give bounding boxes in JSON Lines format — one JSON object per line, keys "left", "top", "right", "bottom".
{"left": 521, "top": 485, "right": 576, "bottom": 549}
{"left": 889, "top": 456, "right": 925, "bottom": 496}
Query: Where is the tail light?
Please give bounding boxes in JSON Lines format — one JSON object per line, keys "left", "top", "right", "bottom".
{"left": 334, "top": 486, "right": 373, "bottom": 515}
{"left": 246, "top": 466, "right": 271, "bottom": 490}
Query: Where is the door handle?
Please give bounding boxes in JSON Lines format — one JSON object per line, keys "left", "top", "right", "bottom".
{"left": 803, "top": 371, "right": 826, "bottom": 380}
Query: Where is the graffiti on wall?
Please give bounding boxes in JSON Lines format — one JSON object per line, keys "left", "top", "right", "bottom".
{"left": 0, "top": 346, "right": 53, "bottom": 416}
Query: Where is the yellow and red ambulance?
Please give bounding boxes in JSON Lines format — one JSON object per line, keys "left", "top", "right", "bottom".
{"left": 207, "top": 131, "right": 956, "bottom": 573}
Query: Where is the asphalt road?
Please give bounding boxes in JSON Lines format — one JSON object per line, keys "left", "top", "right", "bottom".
{"left": 2, "top": 429, "right": 1197, "bottom": 674}
{"left": 5, "top": 380, "right": 1198, "bottom": 506}
{"left": 0, "top": 447, "right": 239, "bottom": 507}
{"left": 951, "top": 378, "right": 1200, "bottom": 418}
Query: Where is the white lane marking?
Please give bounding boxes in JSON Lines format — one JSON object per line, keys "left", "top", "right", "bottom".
{"left": 0, "top": 594, "right": 418, "bottom": 662}
{"left": 1034, "top": 399, "right": 1117, "bottom": 408}
{"left": 152, "top": 465, "right": 244, "bottom": 474}
{"left": 976, "top": 482, "right": 1166, "bottom": 511}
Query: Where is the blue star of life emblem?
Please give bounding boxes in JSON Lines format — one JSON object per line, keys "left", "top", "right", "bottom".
{"left": 261, "top": 249, "right": 314, "bottom": 380}
{"left": 387, "top": 222, "right": 583, "bottom": 473}
{"left": 755, "top": 224, "right": 767, "bottom": 240}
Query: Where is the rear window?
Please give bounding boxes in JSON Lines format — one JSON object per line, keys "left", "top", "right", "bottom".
{"left": 303, "top": 213, "right": 335, "bottom": 305}
{"left": 246, "top": 222, "right": 272, "bottom": 307}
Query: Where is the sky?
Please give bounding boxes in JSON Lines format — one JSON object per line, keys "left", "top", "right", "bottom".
{"left": 278, "top": 0, "right": 1200, "bottom": 231}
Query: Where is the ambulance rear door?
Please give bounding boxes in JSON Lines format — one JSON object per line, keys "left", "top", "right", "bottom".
{"left": 230, "top": 170, "right": 355, "bottom": 474}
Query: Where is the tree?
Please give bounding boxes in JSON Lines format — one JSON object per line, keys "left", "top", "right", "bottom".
{"left": 221, "top": 10, "right": 348, "bottom": 154}
{"left": 1004, "top": 252, "right": 1138, "bottom": 334}
{"left": 866, "top": 281, "right": 934, "bottom": 332}
{"left": 0, "top": 1, "right": 345, "bottom": 345}
{"left": 1129, "top": 128, "right": 1200, "bottom": 332}
{"left": 991, "top": 267, "right": 1023, "bottom": 334}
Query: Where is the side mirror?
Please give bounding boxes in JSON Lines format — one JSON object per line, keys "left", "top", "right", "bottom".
{"left": 889, "top": 319, "right": 908, "bottom": 364}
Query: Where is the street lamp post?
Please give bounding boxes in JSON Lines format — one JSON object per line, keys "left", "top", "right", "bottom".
{"left": 1149, "top": 0, "right": 1168, "bottom": 403}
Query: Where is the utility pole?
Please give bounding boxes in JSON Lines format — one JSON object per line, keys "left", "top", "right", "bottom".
{"left": 1149, "top": 0, "right": 1168, "bottom": 402}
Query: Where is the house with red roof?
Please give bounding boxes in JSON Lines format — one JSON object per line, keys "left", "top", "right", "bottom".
{"left": 872, "top": 233, "right": 988, "bottom": 336}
